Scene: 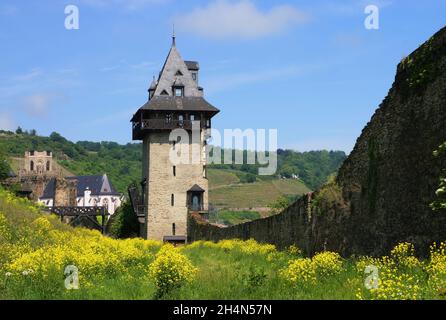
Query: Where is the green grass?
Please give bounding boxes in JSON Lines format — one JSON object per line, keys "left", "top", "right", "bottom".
{"left": 208, "top": 169, "right": 240, "bottom": 189}
{"left": 1, "top": 188, "right": 446, "bottom": 300}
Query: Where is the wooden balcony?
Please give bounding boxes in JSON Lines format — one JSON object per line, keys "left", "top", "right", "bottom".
{"left": 133, "top": 119, "right": 210, "bottom": 139}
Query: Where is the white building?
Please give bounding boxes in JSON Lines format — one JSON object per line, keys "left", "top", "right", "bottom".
{"left": 39, "top": 174, "right": 123, "bottom": 215}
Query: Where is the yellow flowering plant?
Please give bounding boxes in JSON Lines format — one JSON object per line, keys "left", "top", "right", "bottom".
{"left": 148, "top": 244, "right": 198, "bottom": 298}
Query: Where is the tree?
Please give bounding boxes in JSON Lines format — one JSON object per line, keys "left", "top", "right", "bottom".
{"left": 0, "top": 152, "right": 11, "bottom": 181}
{"left": 50, "top": 132, "right": 65, "bottom": 142}
{"left": 15, "top": 127, "right": 23, "bottom": 135}
{"left": 29, "top": 129, "right": 37, "bottom": 136}
{"left": 109, "top": 201, "right": 140, "bottom": 238}
{"left": 268, "top": 195, "right": 296, "bottom": 215}
{"left": 431, "top": 142, "right": 446, "bottom": 212}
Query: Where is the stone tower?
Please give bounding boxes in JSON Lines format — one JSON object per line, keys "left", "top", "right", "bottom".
{"left": 131, "top": 35, "right": 220, "bottom": 242}
{"left": 24, "top": 151, "right": 53, "bottom": 175}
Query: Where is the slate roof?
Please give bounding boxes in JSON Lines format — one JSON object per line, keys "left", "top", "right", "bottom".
{"left": 131, "top": 38, "right": 219, "bottom": 123}
{"left": 40, "top": 178, "right": 55, "bottom": 199}
{"left": 136, "top": 96, "right": 220, "bottom": 114}
{"left": 185, "top": 61, "right": 199, "bottom": 71}
{"left": 188, "top": 184, "right": 205, "bottom": 192}
{"left": 40, "top": 174, "right": 120, "bottom": 200}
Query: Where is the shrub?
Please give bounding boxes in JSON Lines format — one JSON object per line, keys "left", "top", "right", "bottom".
{"left": 280, "top": 258, "right": 316, "bottom": 285}
{"left": 148, "top": 244, "right": 198, "bottom": 299}
{"left": 312, "top": 251, "right": 344, "bottom": 277}
{"left": 109, "top": 201, "right": 140, "bottom": 238}
{"left": 431, "top": 142, "right": 446, "bottom": 212}
{"left": 311, "top": 176, "right": 344, "bottom": 214}
{"left": 427, "top": 242, "right": 446, "bottom": 293}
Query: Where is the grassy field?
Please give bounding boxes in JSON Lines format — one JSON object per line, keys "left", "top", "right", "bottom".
{"left": 208, "top": 169, "right": 240, "bottom": 189}
{"left": 1, "top": 188, "right": 446, "bottom": 300}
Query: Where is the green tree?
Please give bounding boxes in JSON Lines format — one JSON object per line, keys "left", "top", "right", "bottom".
{"left": 0, "top": 151, "right": 11, "bottom": 181}
{"left": 15, "top": 127, "right": 23, "bottom": 135}
{"left": 268, "top": 195, "right": 296, "bottom": 215}
{"left": 109, "top": 201, "right": 140, "bottom": 238}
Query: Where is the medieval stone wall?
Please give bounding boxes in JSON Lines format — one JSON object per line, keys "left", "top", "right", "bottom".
{"left": 188, "top": 194, "right": 313, "bottom": 251}
{"left": 54, "top": 178, "right": 77, "bottom": 207}
{"left": 189, "top": 27, "right": 446, "bottom": 257}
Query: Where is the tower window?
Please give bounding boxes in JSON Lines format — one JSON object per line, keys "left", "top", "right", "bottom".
{"left": 160, "top": 90, "right": 169, "bottom": 95}
{"left": 175, "top": 70, "right": 183, "bottom": 76}
{"left": 173, "top": 166, "right": 176, "bottom": 177}
{"left": 172, "top": 223, "right": 176, "bottom": 236}
{"left": 46, "top": 161, "right": 50, "bottom": 171}
{"left": 174, "top": 88, "right": 183, "bottom": 97}
{"left": 30, "top": 161, "right": 34, "bottom": 171}
{"left": 171, "top": 194, "right": 175, "bottom": 206}
{"left": 192, "top": 73, "right": 197, "bottom": 81}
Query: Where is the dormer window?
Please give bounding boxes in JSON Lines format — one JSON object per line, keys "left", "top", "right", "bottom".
{"left": 174, "top": 87, "right": 184, "bottom": 97}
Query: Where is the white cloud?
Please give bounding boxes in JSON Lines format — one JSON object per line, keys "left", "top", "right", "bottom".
{"left": 175, "top": 0, "right": 310, "bottom": 39}
{"left": 13, "top": 68, "right": 43, "bottom": 82}
{"left": 22, "top": 94, "right": 58, "bottom": 118}
{"left": 0, "top": 112, "right": 16, "bottom": 131}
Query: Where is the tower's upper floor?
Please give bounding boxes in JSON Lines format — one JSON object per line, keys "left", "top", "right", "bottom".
{"left": 131, "top": 36, "right": 219, "bottom": 140}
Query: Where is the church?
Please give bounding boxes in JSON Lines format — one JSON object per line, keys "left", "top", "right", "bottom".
{"left": 131, "top": 34, "right": 220, "bottom": 242}
{"left": 39, "top": 174, "right": 123, "bottom": 215}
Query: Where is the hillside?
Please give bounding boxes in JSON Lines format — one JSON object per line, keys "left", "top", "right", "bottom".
{"left": 9, "top": 157, "right": 75, "bottom": 177}
{"left": 0, "top": 131, "right": 344, "bottom": 208}
{"left": 0, "top": 132, "right": 142, "bottom": 194}
{"left": 209, "top": 168, "right": 309, "bottom": 208}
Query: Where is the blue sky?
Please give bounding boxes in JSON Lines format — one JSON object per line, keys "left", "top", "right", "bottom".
{"left": 0, "top": 0, "right": 445, "bottom": 153}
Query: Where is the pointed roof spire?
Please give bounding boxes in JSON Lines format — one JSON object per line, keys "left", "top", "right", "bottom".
{"left": 149, "top": 75, "right": 157, "bottom": 90}
{"left": 172, "top": 23, "right": 176, "bottom": 47}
